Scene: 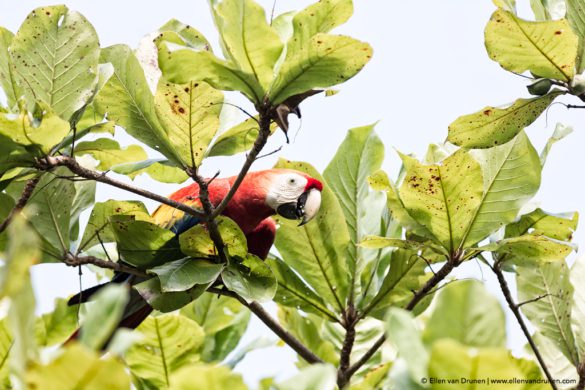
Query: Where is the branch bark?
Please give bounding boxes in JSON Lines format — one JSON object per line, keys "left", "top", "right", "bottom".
{"left": 63, "top": 253, "right": 148, "bottom": 277}
{"left": 0, "top": 176, "right": 41, "bottom": 234}
{"left": 492, "top": 261, "right": 559, "bottom": 390}
{"left": 35, "top": 156, "right": 206, "bottom": 220}
{"left": 208, "top": 287, "right": 323, "bottom": 364}
{"left": 337, "top": 304, "right": 357, "bottom": 388}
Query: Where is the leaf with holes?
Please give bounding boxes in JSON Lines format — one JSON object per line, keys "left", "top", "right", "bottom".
{"left": 485, "top": 9, "right": 578, "bottom": 81}
{"left": 154, "top": 79, "right": 223, "bottom": 168}
{"left": 10, "top": 5, "right": 100, "bottom": 120}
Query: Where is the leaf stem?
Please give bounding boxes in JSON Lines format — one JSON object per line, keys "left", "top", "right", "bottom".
{"left": 208, "top": 287, "right": 323, "bottom": 364}
{"left": 491, "top": 261, "right": 558, "bottom": 390}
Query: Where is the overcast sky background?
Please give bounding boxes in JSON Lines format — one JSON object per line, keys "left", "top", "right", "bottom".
{"left": 2, "top": 0, "right": 585, "bottom": 386}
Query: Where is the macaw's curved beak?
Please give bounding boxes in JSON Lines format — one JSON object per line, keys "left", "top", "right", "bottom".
{"left": 276, "top": 188, "right": 322, "bottom": 226}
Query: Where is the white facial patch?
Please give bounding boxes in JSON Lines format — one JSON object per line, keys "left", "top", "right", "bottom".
{"left": 265, "top": 173, "right": 308, "bottom": 209}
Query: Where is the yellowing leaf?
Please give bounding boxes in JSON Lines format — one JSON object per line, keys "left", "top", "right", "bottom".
{"left": 485, "top": 9, "right": 578, "bottom": 81}
{"left": 169, "top": 363, "right": 247, "bottom": 390}
{"left": 0, "top": 110, "right": 70, "bottom": 155}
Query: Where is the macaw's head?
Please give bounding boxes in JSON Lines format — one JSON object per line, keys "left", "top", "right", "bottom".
{"left": 243, "top": 169, "right": 323, "bottom": 226}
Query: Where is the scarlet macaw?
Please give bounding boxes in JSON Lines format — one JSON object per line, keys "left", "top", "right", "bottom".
{"left": 68, "top": 169, "right": 323, "bottom": 334}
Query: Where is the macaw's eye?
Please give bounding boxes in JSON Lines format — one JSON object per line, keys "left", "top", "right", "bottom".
{"left": 289, "top": 178, "right": 296, "bottom": 184}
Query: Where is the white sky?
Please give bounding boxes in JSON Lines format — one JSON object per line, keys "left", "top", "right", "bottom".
{"left": 2, "top": 0, "right": 585, "bottom": 386}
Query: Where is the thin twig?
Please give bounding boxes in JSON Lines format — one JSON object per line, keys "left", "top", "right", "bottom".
{"left": 63, "top": 253, "right": 148, "bottom": 277}
{"left": 337, "top": 304, "right": 357, "bottom": 389}
{"left": 0, "top": 176, "right": 41, "bottom": 233}
{"left": 208, "top": 287, "right": 323, "bottom": 364}
{"left": 491, "top": 262, "right": 558, "bottom": 390}
{"left": 35, "top": 156, "right": 206, "bottom": 220}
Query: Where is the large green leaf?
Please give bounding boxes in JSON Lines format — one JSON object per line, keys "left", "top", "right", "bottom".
{"left": 269, "top": 34, "right": 372, "bottom": 104}
{"left": 148, "top": 258, "right": 223, "bottom": 292}
{"left": 80, "top": 200, "right": 152, "bottom": 251}
{"left": 570, "top": 255, "right": 585, "bottom": 359}
{"left": 111, "top": 219, "right": 182, "bottom": 269}
{"left": 154, "top": 79, "right": 223, "bottom": 168}
{"left": 459, "top": 132, "right": 541, "bottom": 246}
{"left": 125, "top": 314, "right": 204, "bottom": 388}
{"left": 429, "top": 340, "right": 542, "bottom": 389}
{"left": 323, "top": 124, "right": 385, "bottom": 296}
{"left": 267, "top": 256, "right": 338, "bottom": 321}
{"left": 22, "top": 172, "right": 75, "bottom": 255}
{"left": 181, "top": 292, "right": 250, "bottom": 362}
{"left": 0, "top": 321, "right": 11, "bottom": 388}
{"left": 210, "top": 0, "right": 283, "bottom": 90}
{"left": 385, "top": 308, "right": 428, "bottom": 383}
{"left": 274, "top": 159, "right": 350, "bottom": 311}
{"left": 485, "top": 9, "right": 578, "bottom": 81}
{"left": 222, "top": 254, "right": 277, "bottom": 302}
{"left": 134, "top": 278, "right": 209, "bottom": 313}
{"left": 10, "top": 5, "right": 100, "bottom": 120}
{"left": 26, "top": 344, "right": 130, "bottom": 390}
{"left": 566, "top": 0, "right": 585, "bottom": 72}
{"left": 505, "top": 208, "right": 578, "bottom": 241}
{"left": 448, "top": 93, "right": 561, "bottom": 149}
{"left": 111, "top": 159, "right": 189, "bottom": 184}
{"left": 399, "top": 150, "right": 484, "bottom": 252}
{"left": 179, "top": 216, "right": 247, "bottom": 258}
{"left": 74, "top": 138, "right": 147, "bottom": 171}
{"left": 35, "top": 298, "right": 78, "bottom": 347}
{"left": 517, "top": 261, "right": 580, "bottom": 366}
{"left": 79, "top": 284, "right": 129, "bottom": 351}
{"left": 423, "top": 280, "right": 506, "bottom": 348}
{"left": 0, "top": 27, "right": 20, "bottom": 109}
{"left": 207, "top": 118, "right": 276, "bottom": 157}
{"left": 274, "top": 364, "right": 337, "bottom": 390}
{"left": 0, "top": 192, "right": 15, "bottom": 252}
{"left": 169, "top": 363, "right": 248, "bottom": 390}
{"left": 480, "top": 234, "right": 574, "bottom": 265}
{"left": 95, "top": 45, "right": 181, "bottom": 165}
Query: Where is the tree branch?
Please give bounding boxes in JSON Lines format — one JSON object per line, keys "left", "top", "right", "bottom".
{"left": 0, "top": 176, "right": 41, "bottom": 234}
{"left": 491, "top": 262, "right": 558, "bottom": 390}
{"left": 345, "top": 257, "right": 460, "bottom": 379}
{"left": 35, "top": 156, "right": 206, "bottom": 219}
{"left": 63, "top": 253, "right": 148, "bottom": 277}
{"left": 208, "top": 287, "right": 323, "bottom": 364}
{"left": 337, "top": 304, "right": 358, "bottom": 389}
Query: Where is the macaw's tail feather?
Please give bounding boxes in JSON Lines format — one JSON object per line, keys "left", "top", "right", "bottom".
{"left": 66, "top": 273, "right": 153, "bottom": 349}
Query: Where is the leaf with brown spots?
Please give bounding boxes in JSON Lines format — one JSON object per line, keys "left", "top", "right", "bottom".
{"left": 485, "top": 9, "right": 578, "bottom": 81}
{"left": 448, "top": 91, "right": 562, "bottom": 149}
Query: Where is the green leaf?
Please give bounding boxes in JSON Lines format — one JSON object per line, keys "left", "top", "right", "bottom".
{"left": 429, "top": 340, "right": 535, "bottom": 389}
{"left": 505, "top": 208, "right": 578, "bottom": 241}
{"left": 154, "top": 79, "right": 223, "bottom": 168}
{"left": 530, "top": 0, "right": 566, "bottom": 20}
{"left": 323, "top": 124, "right": 385, "bottom": 296}
{"left": 222, "top": 253, "right": 277, "bottom": 302}
{"left": 540, "top": 123, "right": 573, "bottom": 165}
{"left": 385, "top": 308, "right": 428, "bottom": 383}
{"left": 125, "top": 314, "right": 204, "bottom": 389}
{"left": 0, "top": 109, "right": 71, "bottom": 155}
{"left": 399, "top": 150, "right": 484, "bottom": 252}
{"left": 22, "top": 172, "right": 75, "bottom": 254}
{"left": 148, "top": 258, "right": 223, "bottom": 292}
{"left": 0, "top": 321, "right": 12, "bottom": 388}
{"left": 158, "top": 19, "right": 210, "bottom": 50}
{"left": 350, "top": 363, "right": 392, "bottom": 390}
{"left": 70, "top": 173, "right": 97, "bottom": 240}
{"left": 26, "top": 344, "right": 130, "bottom": 390}
{"left": 35, "top": 298, "right": 78, "bottom": 347}
{"left": 269, "top": 34, "right": 372, "bottom": 104}
{"left": 460, "top": 132, "right": 542, "bottom": 246}
{"left": 0, "top": 27, "right": 20, "bottom": 109}
{"left": 79, "top": 284, "right": 129, "bottom": 351}
{"left": 169, "top": 363, "right": 248, "bottom": 390}
{"left": 207, "top": 117, "right": 275, "bottom": 157}
{"left": 0, "top": 214, "right": 39, "bottom": 298}
{"left": 493, "top": 0, "right": 517, "bottom": 13}
{"left": 517, "top": 261, "right": 580, "bottom": 366}
{"left": 266, "top": 256, "right": 338, "bottom": 321}
{"left": 423, "top": 280, "right": 506, "bottom": 348}
{"left": 485, "top": 9, "right": 578, "bottom": 81}
{"left": 74, "top": 138, "right": 147, "bottom": 170}
{"left": 566, "top": 0, "right": 585, "bottom": 72}
{"left": 480, "top": 234, "right": 574, "bottom": 265}
{"left": 359, "top": 236, "right": 428, "bottom": 251}
{"left": 80, "top": 200, "right": 152, "bottom": 251}
{"left": 570, "top": 255, "right": 585, "bottom": 360}
{"left": 179, "top": 216, "right": 247, "bottom": 258}
{"left": 10, "top": 6, "right": 100, "bottom": 120}
{"left": 134, "top": 278, "right": 209, "bottom": 313}
{"left": 181, "top": 292, "right": 250, "bottom": 362}
{"left": 0, "top": 192, "right": 14, "bottom": 251}
{"left": 210, "top": 0, "right": 284, "bottom": 90}
{"left": 95, "top": 45, "right": 181, "bottom": 165}
{"left": 111, "top": 159, "right": 188, "bottom": 184}
{"left": 157, "top": 41, "right": 263, "bottom": 103}
{"left": 0, "top": 135, "right": 34, "bottom": 177}
{"left": 111, "top": 219, "right": 182, "bottom": 269}
{"left": 274, "top": 159, "right": 350, "bottom": 311}
{"left": 447, "top": 92, "right": 561, "bottom": 148}
{"left": 274, "top": 364, "right": 336, "bottom": 390}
